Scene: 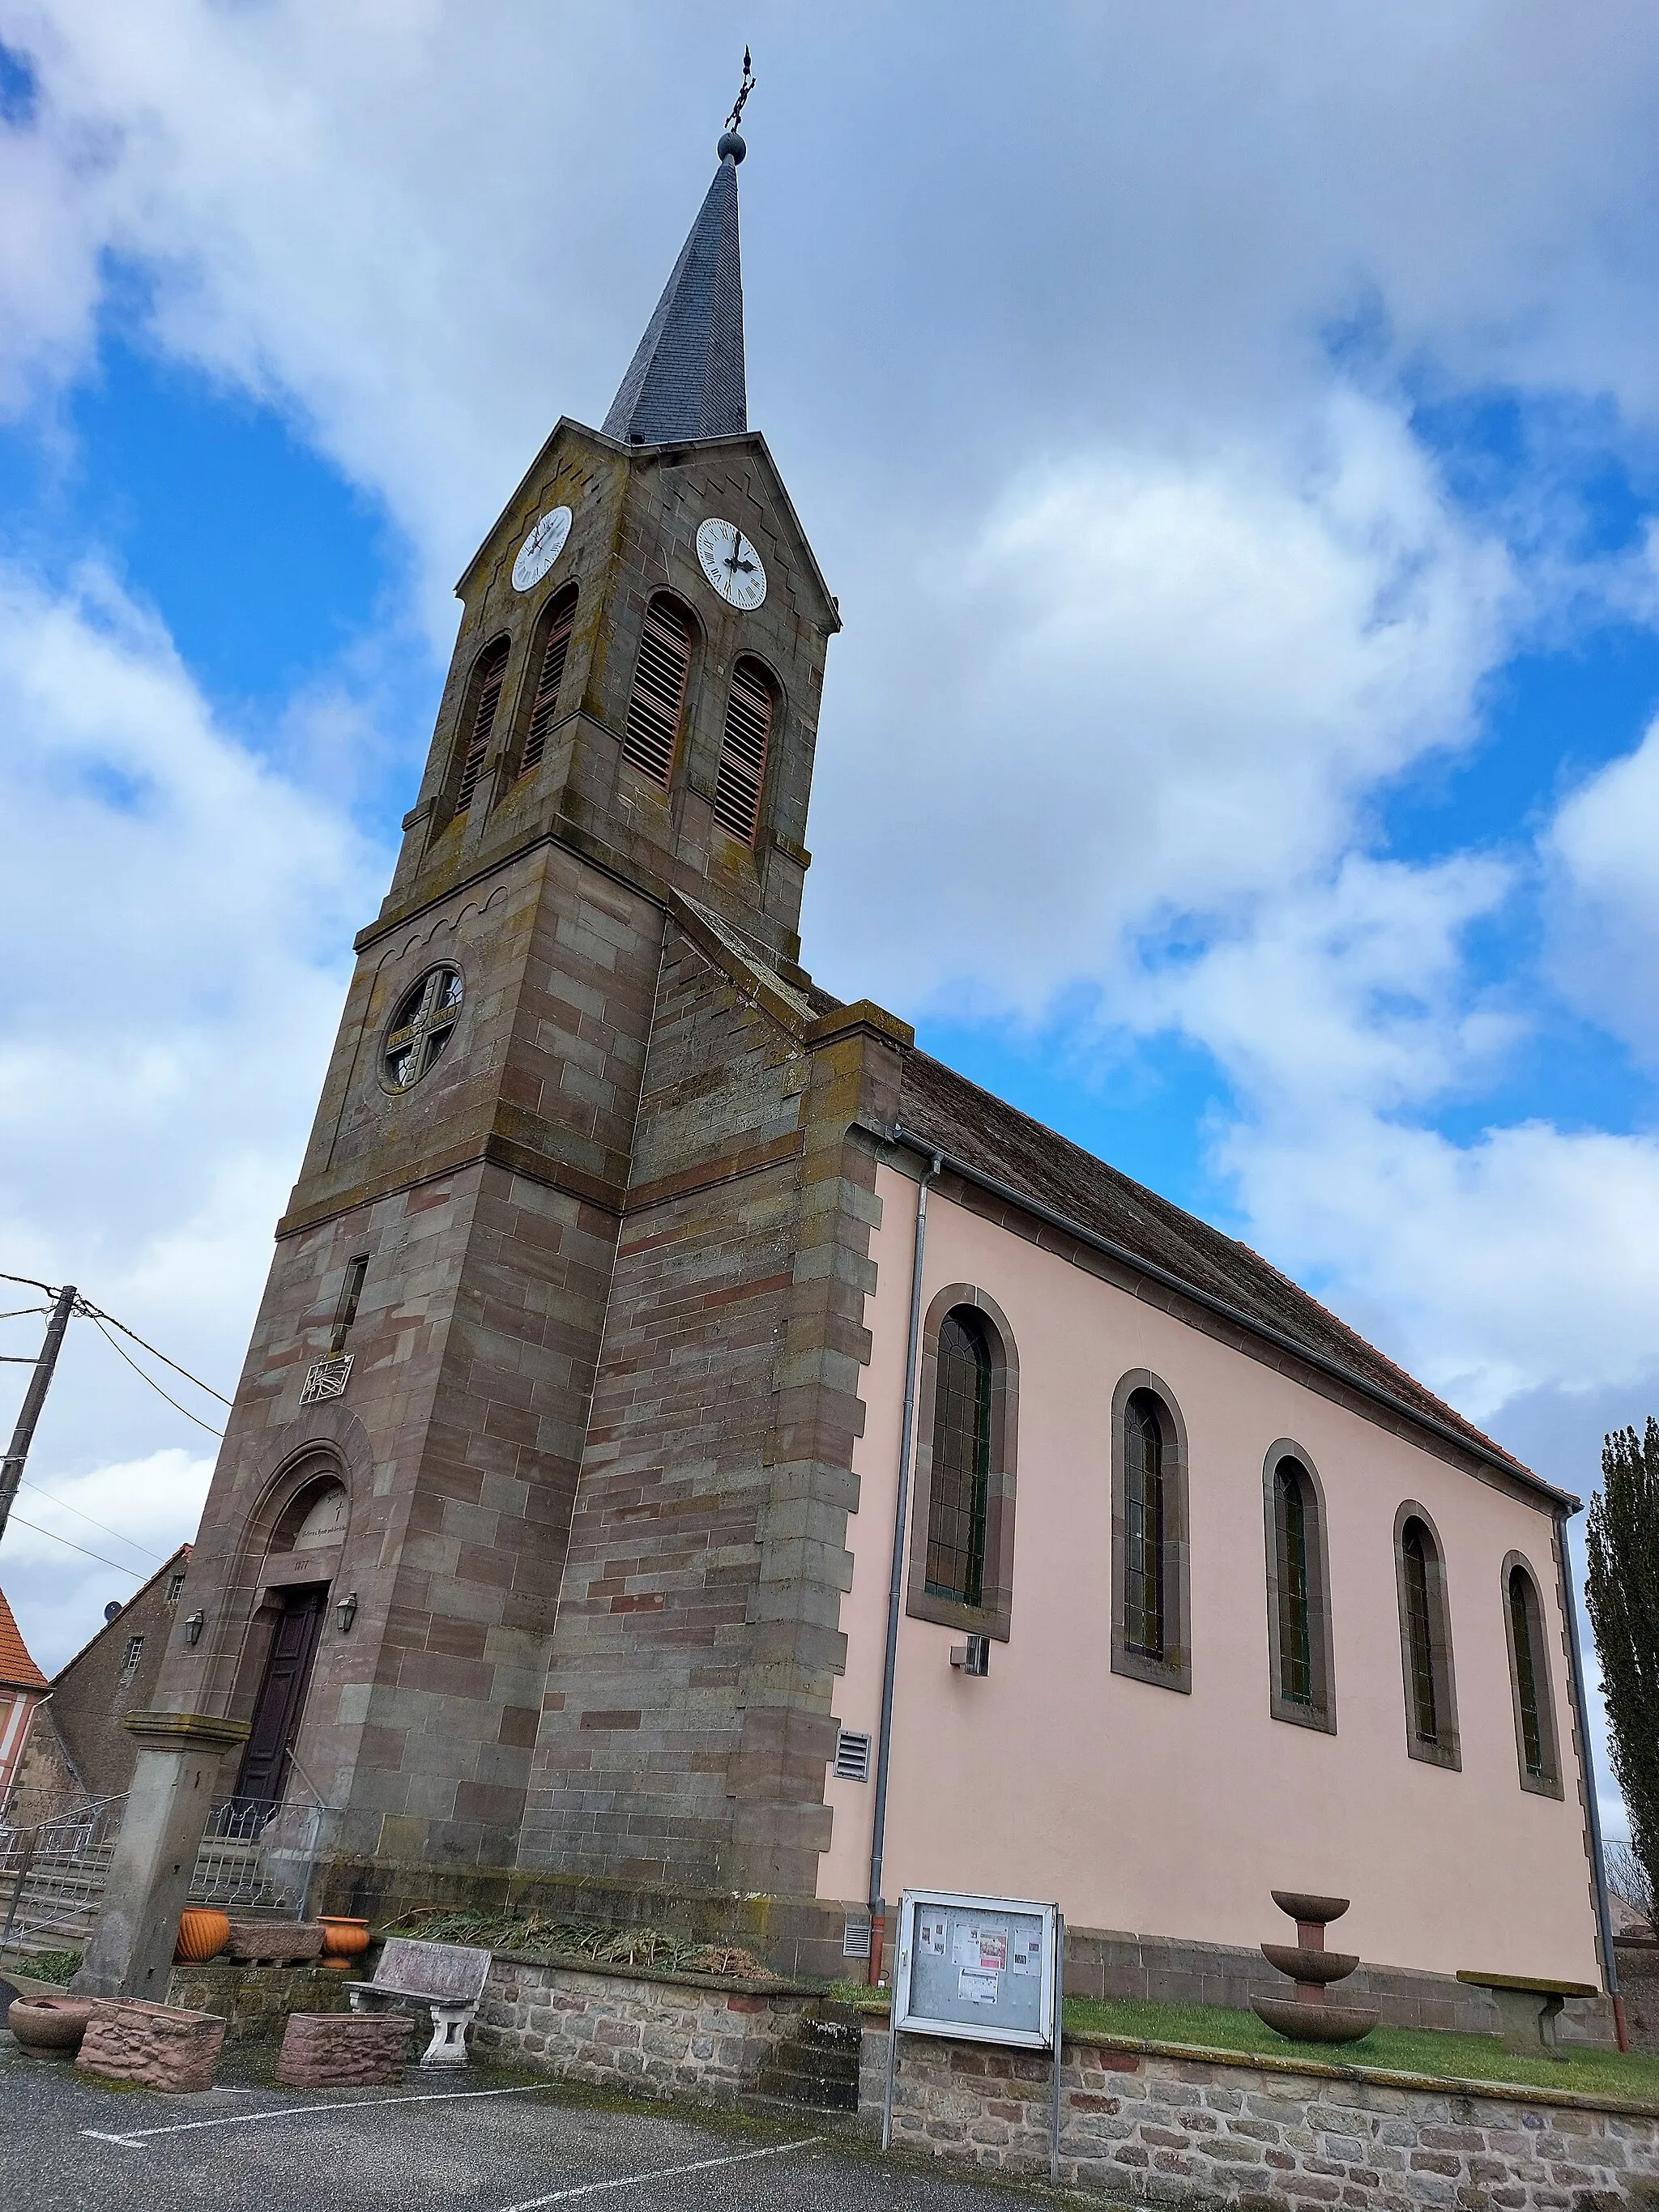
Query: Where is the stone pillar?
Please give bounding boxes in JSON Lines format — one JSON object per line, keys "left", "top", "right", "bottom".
{"left": 73, "top": 1711, "right": 250, "bottom": 2001}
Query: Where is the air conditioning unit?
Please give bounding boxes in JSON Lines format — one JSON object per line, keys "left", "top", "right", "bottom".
{"left": 833, "top": 1727, "right": 872, "bottom": 1782}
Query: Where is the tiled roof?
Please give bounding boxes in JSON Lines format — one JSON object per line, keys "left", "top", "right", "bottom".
{"left": 0, "top": 1586, "right": 47, "bottom": 1692}
{"left": 894, "top": 1047, "right": 1534, "bottom": 1483}
{"left": 602, "top": 154, "right": 747, "bottom": 446}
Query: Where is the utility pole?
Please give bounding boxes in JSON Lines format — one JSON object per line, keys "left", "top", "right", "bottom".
{"left": 0, "top": 1282, "right": 77, "bottom": 1544}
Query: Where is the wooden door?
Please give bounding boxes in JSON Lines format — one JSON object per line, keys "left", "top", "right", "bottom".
{"left": 235, "top": 1584, "right": 326, "bottom": 1807}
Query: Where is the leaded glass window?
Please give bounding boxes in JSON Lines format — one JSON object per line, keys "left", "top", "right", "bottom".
{"left": 1509, "top": 1564, "right": 1546, "bottom": 1779}
{"left": 1275, "top": 1461, "right": 1314, "bottom": 1707}
{"left": 1402, "top": 1519, "right": 1439, "bottom": 1744}
{"left": 925, "top": 1311, "right": 992, "bottom": 1606}
{"left": 1123, "top": 1392, "right": 1165, "bottom": 1658}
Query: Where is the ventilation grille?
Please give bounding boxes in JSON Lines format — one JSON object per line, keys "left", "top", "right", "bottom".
{"left": 454, "top": 637, "right": 510, "bottom": 814}
{"left": 521, "top": 593, "right": 578, "bottom": 775}
{"left": 842, "top": 1916, "right": 872, "bottom": 1960}
{"left": 833, "top": 1728, "right": 872, "bottom": 1783}
{"left": 621, "top": 600, "right": 691, "bottom": 789}
{"left": 712, "top": 661, "right": 772, "bottom": 844}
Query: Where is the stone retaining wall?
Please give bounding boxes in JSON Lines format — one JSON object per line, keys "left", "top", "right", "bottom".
{"left": 476, "top": 1954, "right": 1659, "bottom": 2207}
{"left": 166, "top": 1960, "right": 351, "bottom": 2042}
{"left": 473, "top": 1953, "right": 820, "bottom": 2104}
{"left": 864, "top": 2027, "right": 1659, "bottom": 2206}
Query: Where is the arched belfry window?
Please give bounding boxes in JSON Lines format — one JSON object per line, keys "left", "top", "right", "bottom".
{"left": 621, "top": 595, "right": 692, "bottom": 789}
{"left": 1263, "top": 1446, "right": 1335, "bottom": 1731}
{"left": 906, "top": 1284, "right": 1019, "bottom": 1641}
{"left": 1392, "top": 1504, "right": 1460, "bottom": 1768}
{"left": 1503, "top": 1553, "right": 1562, "bottom": 1795}
{"left": 712, "top": 659, "right": 774, "bottom": 844}
{"left": 454, "top": 635, "right": 510, "bottom": 815}
{"left": 518, "top": 585, "right": 578, "bottom": 777}
{"left": 925, "top": 1310, "right": 992, "bottom": 1607}
{"left": 1111, "top": 1374, "right": 1191, "bottom": 1691}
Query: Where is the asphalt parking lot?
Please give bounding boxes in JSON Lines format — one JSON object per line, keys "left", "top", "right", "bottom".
{"left": 0, "top": 2035, "right": 1064, "bottom": 2212}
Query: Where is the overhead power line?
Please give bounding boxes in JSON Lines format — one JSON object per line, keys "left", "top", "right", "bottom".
{"left": 77, "top": 1301, "right": 233, "bottom": 1408}
{"left": 86, "top": 1315, "right": 225, "bottom": 1438}
{"left": 9, "top": 1514, "right": 146, "bottom": 1579}
{"left": 19, "top": 1477, "right": 165, "bottom": 1563}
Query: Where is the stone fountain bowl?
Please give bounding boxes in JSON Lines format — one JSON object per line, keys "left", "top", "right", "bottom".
{"left": 1269, "top": 1890, "right": 1350, "bottom": 1925}
{"left": 1260, "top": 1943, "right": 1361, "bottom": 1984}
{"left": 1252, "top": 1994, "right": 1380, "bottom": 2045}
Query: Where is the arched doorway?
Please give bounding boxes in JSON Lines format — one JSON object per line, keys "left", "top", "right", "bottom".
{"left": 234, "top": 1479, "right": 347, "bottom": 1809}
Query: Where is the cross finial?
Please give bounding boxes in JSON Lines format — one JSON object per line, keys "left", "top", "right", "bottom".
{"left": 718, "top": 46, "right": 755, "bottom": 163}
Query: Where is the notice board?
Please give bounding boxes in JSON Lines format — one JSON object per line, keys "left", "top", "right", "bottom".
{"left": 891, "top": 1889, "right": 1060, "bottom": 2050}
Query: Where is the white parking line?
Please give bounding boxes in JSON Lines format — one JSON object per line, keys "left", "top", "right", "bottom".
{"left": 79, "top": 2080, "right": 552, "bottom": 2147}
{"left": 496, "top": 2137, "right": 821, "bottom": 2210}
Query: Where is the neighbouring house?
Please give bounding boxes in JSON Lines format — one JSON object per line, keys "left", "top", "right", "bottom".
{"left": 5, "top": 1546, "right": 191, "bottom": 1827}
{"left": 120, "top": 125, "right": 1612, "bottom": 2017}
{"left": 0, "top": 1589, "right": 47, "bottom": 1813}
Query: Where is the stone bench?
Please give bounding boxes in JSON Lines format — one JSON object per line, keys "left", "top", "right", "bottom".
{"left": 1456, "top": 1969, "right": 1601, "bottom": 2053}
{"left": 347, "top": 1937, "right": 491, "bottom": 2067}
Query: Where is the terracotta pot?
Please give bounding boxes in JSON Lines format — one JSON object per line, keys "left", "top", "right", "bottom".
{"left": 318, "top": 1916, "right": 371, "bottom": 1971}
{"left": 8, "top": 1995, "right": 94, "bottom": 2057}
{"left": 174, "top": 1907, "right": 231, "bottom": 1963}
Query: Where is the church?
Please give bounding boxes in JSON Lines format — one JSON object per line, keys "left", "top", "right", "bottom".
{"left": 87, "top": 122, "right": 1614, "bottom": 2026}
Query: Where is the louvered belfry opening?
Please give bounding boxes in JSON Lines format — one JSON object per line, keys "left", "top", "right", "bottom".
{"left": 713, "top": 658, "right": 773, "bottom": 843}
{"left": 621, "top": 596, "right": 693, "bottom": 789}
{"left": 520, "top": 586, "right": 578, "bottom": 777}
{"left": 454, "top": 635, "right": 510, "bottom": 814}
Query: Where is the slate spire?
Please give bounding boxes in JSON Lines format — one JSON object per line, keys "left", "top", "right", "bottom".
{"left": 602, "top": 132, "right": 748, "bottom": 447}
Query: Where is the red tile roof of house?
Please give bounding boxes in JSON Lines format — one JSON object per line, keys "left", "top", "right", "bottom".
{"left": 0, "top": 1587, "right": 48, "bottom": 1692}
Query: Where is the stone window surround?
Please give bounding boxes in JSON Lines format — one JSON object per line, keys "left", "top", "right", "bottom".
{"left": 1501, "top": 1547, "right": 1563, "bottom": 1799}
{"left": 216, "top": 1443, "right": 356, "bottom": 1739}
{"left": 904, "top": 1283, "right": 1018, "bottom": 1643}
{"left": 1392, "top": 1498, "right": 1461, "bottom": 1770}
{"left": 1109, "top": 1369, "right": 1192, "bottom": 1694}
{"left": 1261, "top": 1439, "right": 1337, "bottom": 1734}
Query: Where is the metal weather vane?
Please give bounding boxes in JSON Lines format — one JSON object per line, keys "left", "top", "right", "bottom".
{"left": 727, "top": 45, "right": 756, "bottom": 135}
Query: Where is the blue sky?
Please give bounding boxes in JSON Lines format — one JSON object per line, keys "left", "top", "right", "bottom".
{"left": 2, "top": 6, "right": 1659, "bottom": 1852}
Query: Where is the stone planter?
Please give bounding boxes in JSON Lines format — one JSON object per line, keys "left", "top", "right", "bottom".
{"left": 224, "top": 1919, "right": 325, "bottom": 1966}
{"left": 8, "top": 1994, "right": 94, "bottom": 2057}
{"left": 174, "top": 1907, "right": 231, "bottom": 1963}
{"left": 318, "top": 1916, "right": 371, "bottom": 1971}
{"left": 276, "top": 2010, "right": 411, "bottom": 2087}
{"left": 77, "top": 1997, "right": 226, "bottom": 2091}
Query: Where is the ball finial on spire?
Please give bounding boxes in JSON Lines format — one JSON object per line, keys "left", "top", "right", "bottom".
{"left": 719, "top": 45, "right": 754, "bottom": 164}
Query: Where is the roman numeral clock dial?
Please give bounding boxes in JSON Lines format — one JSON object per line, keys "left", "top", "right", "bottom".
{"left": 696, "top": 517, "right": 767, "bottom": 611}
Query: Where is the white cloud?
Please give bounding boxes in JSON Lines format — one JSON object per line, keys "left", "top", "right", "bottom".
{"left": 6, "top": 1451, "right": 212, "bottom": 1676}
{"left": 0, "top": 559, "right": 384, "bottom": 1668}
{"left": 1547, "top": 715, "right": 1659, "bottom": 1058}
{"left": 809, "top": 397, "right": 1514, "bottom": 1012}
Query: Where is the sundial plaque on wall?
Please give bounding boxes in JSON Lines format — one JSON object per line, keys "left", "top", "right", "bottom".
{"left": 300, "top": 1353, "right": 354, "bottom": 1406}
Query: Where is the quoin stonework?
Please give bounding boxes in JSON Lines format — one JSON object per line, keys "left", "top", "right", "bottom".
{"left": 76, "top": 123, "right": 1618, "bottom": 2021}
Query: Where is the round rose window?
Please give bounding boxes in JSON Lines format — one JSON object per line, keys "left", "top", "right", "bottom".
{"left": 382, "top": 965, "right": 463, "bottom": 1093}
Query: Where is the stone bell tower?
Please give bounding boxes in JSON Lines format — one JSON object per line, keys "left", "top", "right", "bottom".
{"left": 83, "top": 109, "right": 906, "bottom": 1994}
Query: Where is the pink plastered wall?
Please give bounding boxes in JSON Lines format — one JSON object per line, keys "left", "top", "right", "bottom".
{"left": 820, "top": 1161, "right": 1601, "bottom": 1988}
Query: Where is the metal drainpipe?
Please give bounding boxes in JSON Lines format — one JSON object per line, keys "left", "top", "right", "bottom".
{"left": 1557, "top": 1504, "right": 1626, "bottom": 2050}
{"left": 865, "top": 1148, "right": 941, "bottom": 1988}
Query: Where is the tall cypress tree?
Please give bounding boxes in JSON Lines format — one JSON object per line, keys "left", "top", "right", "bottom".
{"left": 1585, "top": 1420, "right": 1659, "bottom": 1918}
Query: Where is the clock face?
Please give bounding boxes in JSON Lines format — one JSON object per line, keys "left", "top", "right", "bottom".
{"left": 696, "top": 517, "right": 767, "bottom": 612}
{"left": 512, "top": 505, "right": 572, "bottom": 593}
